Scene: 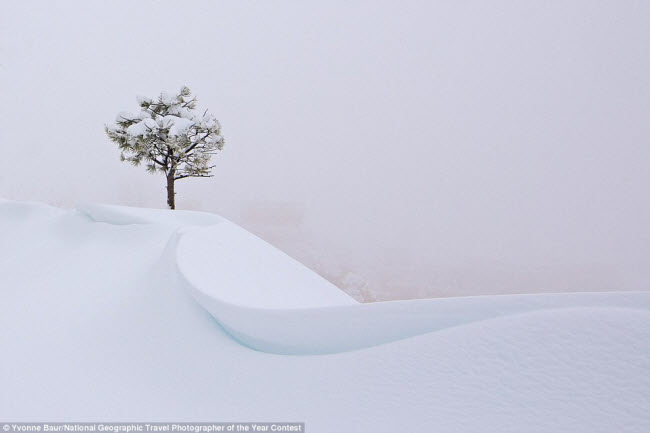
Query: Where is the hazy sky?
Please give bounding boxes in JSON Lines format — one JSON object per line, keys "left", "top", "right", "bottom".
{"left": 2, "top": 1, "right": 649, "bottom": 299}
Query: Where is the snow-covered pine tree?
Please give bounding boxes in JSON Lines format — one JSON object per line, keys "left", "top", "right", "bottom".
{"left": 105, "top": 86, "right": 224, "bottom": 209}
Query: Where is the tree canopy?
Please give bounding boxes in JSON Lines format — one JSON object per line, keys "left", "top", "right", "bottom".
{"left": 106, "top": 86, "right": 224, "bottom": 208}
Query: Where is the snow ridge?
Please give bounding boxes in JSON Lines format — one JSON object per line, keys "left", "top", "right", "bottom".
{"left": 76, "top": 202, "right": 650, "bottom": 355}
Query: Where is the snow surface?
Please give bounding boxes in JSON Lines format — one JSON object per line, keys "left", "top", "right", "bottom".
{"left": 125, "top": 118, "right": 158, "bottom": 137}
{"left": 161, "top": 116, "right": 194, "bottom": 136}
{"left": 2, "top": 199, "right": 650, "bottom": 432}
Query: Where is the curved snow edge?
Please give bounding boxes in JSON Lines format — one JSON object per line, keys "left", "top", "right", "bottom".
{"left": 70, "top": 202, "right": 650, "bottom": 355}
{"left": 174, "top": 222, "right": 650, "bottom": 355}
{"left": 180, "top": 275, "right": 650, "bottom": 354}
{"left": 77, "top": 202, "right": 225, "bottom": 227}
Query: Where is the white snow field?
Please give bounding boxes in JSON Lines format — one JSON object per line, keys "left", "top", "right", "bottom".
{"left": 2, "top": 199, "right": 650, "bottom": 432}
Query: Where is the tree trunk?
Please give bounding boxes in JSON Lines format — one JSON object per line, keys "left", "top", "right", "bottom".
{"left": 166, "top": 170, "right": 176, "bottom": 210}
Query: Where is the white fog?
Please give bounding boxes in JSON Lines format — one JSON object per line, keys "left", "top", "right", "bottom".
{"left": 2, "top": 1, "right": 649, "bottom": 300}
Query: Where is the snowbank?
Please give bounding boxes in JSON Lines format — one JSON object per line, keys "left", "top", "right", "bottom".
{"left": 173, "top": 208, "right": 650, "bottom": 354}
{"left": 2, "top": 199, "right": 650, "bottom": 432}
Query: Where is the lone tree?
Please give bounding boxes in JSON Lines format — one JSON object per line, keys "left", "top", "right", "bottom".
{"left": 106, "top": 86, "right": 224, "bottom": 209}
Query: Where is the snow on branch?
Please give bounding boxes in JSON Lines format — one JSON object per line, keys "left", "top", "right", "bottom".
{"left": 105, "top": 86, "right": 225, "bottom": 179}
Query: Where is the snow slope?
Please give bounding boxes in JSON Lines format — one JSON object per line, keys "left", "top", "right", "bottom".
{"left": 176, "top": 223, "right": 650, "bottom": 354}
{"left": 2, "top": 199, "right": 650, "bottom": 432}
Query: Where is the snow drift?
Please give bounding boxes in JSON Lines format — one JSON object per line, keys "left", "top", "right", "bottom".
{"left": 82, "top": 202, "right": 650, "bottom": 355}
{"left": 175, "top": 221, "right": 650, "bottom": 354}
{"left": 2, "top": 199, "right": 650, "bottom": 432}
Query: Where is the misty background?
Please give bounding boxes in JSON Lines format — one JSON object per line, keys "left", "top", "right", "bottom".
{"left": 1, "top": 1, "right": 649, "bottom": 301}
